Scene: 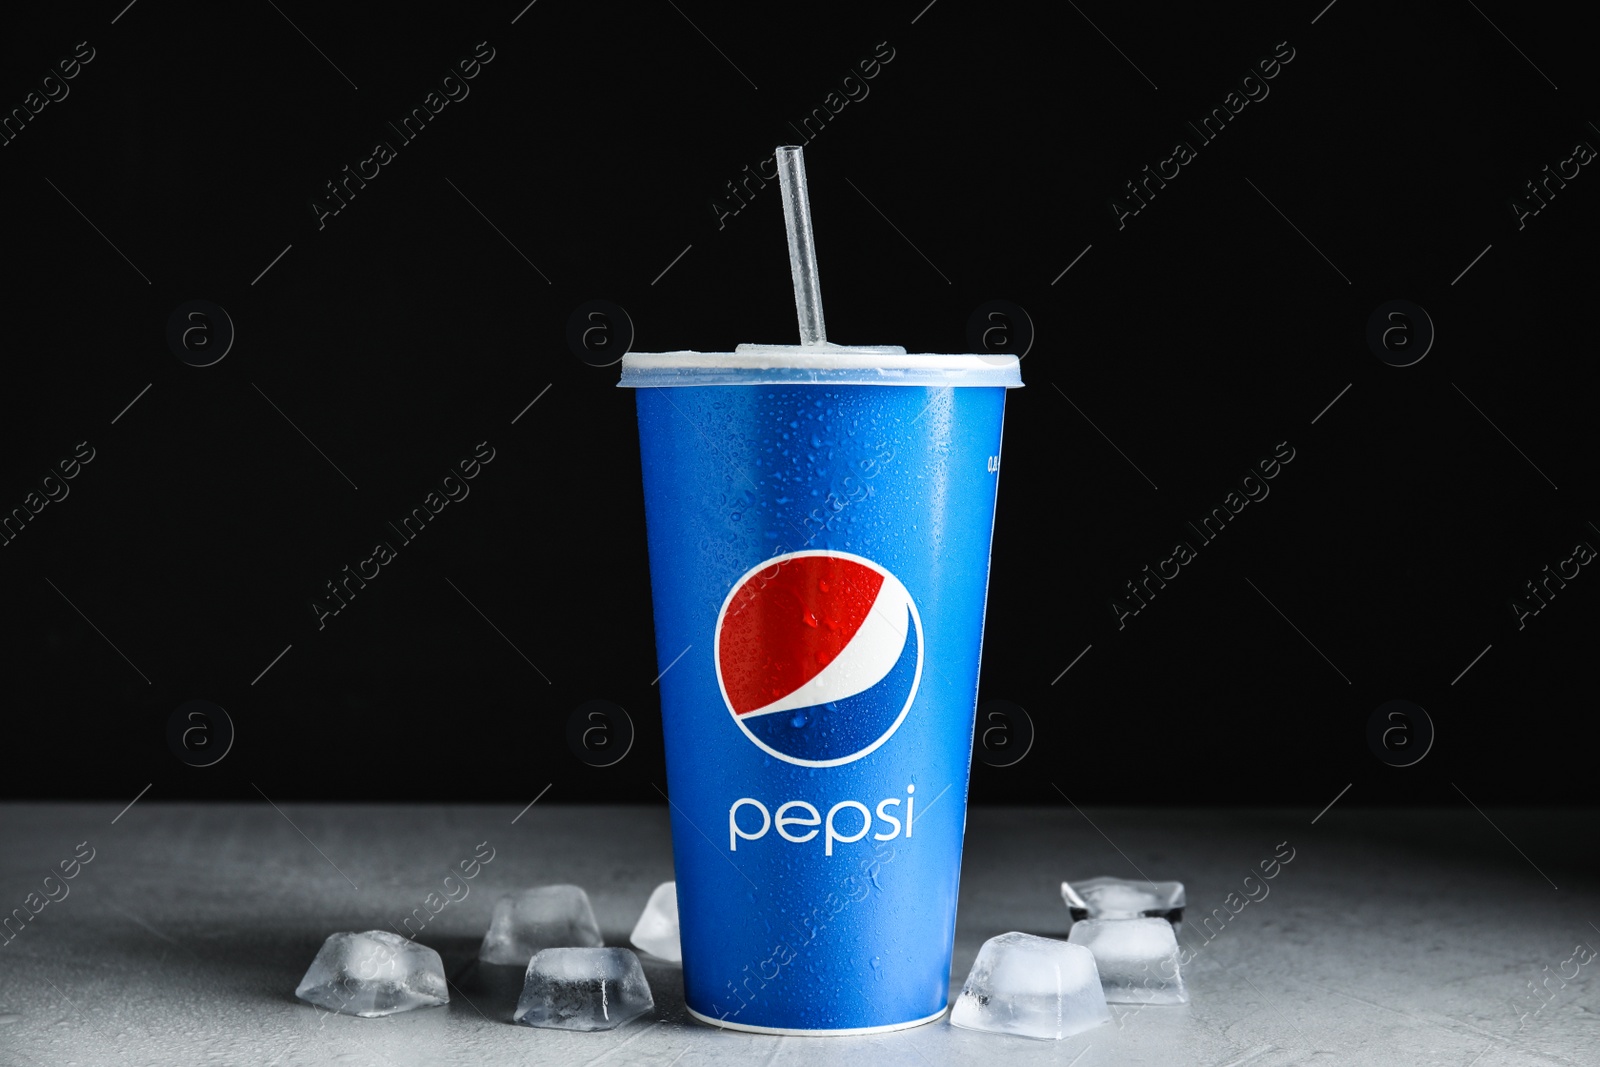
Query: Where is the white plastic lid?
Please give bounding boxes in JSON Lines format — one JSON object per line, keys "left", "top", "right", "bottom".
{"left": 618, "top": 343, "right": 1023, "bottom": 389}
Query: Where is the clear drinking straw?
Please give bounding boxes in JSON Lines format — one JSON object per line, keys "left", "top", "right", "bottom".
{"left": 775, "top": 146, "right": 827, "bottom": 346}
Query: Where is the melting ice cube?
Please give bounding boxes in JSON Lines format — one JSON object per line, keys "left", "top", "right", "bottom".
{"left": 294, "top": 930, "right": 448, "bottom": 1018}
{"left": 513, "top": 947, "right": 654, "bottom": 1031}
{"left": 628, "top": 881, "right": 681, "bottom": 963}
{"left": 1067, "top": 918, "right": 1188, "bottom": 1004}
{"left": 949, "top": 932, "right": 1110, "bottom": 1040}
{"left": 478, "top": 884, "right": 603, "bottom": 965}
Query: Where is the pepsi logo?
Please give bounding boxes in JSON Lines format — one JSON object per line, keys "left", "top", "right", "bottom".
{"left": 714, "top": 550, "right": 923, "bottom": 767}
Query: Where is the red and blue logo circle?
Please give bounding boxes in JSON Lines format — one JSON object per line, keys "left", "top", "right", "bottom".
{"left": 714, "top": 550, "right": 923, "bottom": 767}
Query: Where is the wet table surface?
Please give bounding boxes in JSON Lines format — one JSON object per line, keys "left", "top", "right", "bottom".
{"left": 1, "top": 802, "right": 1595, "bottom": 1066}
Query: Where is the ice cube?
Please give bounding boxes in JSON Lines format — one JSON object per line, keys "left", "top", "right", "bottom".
{"left": 294, "top": 930, "right": 449, "bottom": 1018}
{"left": 478, "top": 884, "right": 603, "bottom": 965}
{"left": 628, "top": 882, "right": 681, "bottom": 963}
{"left": 1066, "top": 918, "right": 1188, "bottom": 1004}
{"left": 949, "top": 932, "right": 1110, "bottom": 1040}
{"left": 513, "top": 947, "right": 654, "bottom": 1031}
{"left": 1061, "top": 876, "right": 1185, "bottom": 927}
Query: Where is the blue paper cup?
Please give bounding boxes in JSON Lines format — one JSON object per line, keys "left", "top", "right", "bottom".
{"left": 621, "top": 345, "right": 1021, "bottom": 1034}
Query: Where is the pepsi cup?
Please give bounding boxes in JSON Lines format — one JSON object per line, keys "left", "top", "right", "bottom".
{"left": 621, "top": 343, "right": 1022, "bottom": 1034}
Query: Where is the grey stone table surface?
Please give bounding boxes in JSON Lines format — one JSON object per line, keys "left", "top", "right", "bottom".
{"left": 1, "top": 802, "right": 1596, "bottom": 1066}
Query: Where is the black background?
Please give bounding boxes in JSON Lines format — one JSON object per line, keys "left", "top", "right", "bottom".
{"left": 2, "top": 1, "right": 1594, "bottom": 806}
